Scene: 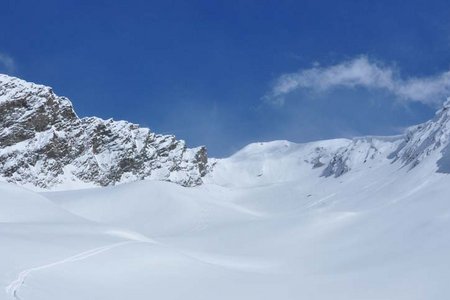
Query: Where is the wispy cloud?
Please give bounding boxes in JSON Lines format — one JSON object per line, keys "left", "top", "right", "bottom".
{"left": 0, "top": 52, "right": 16, "bottom": 73}
{"left": 264, "top": 56, "right": 450, "bottom": 106}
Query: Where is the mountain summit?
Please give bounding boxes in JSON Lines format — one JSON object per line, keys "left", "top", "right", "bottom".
{"left": 0, "top": 74, "right": 208, "bottom": 189}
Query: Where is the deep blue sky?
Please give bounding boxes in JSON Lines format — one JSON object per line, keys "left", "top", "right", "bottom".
{"left": 1, "top": 0, "right": 450, "bottom": 156}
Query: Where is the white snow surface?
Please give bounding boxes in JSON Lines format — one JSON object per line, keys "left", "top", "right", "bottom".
{"left": 1, "top": 134, "right": 450, "bottom": 299}
{"left": 2, "top": 74, "right": 450, "bottom": 299}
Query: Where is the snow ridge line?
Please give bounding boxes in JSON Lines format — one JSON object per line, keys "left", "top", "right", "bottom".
{"left": 5, "top": 241, "right": 136, "bottom": 300}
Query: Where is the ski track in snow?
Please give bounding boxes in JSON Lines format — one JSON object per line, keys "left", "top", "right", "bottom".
{"left": 4, "top": 228, "right": 273, "bottom": 300}
{"left": 5, "top": 241, "right": 137, "bottom": 300}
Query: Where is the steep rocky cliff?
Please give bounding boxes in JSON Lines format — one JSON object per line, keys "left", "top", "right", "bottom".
{"left": 0, "top": 74, "right": 208, "bottom": 189}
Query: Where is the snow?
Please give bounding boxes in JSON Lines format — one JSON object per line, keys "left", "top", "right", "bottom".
{"left": 0, "top": 182, "right": 82, "bottom": 223}
{"left": 0, "top": 75, "right": 50, "bottom": 104}
{"left": 1, "top": 136, "right": 450, "bottom": 300}
{"left": 2, "top": 73, "right": 450, "bottom": 299}
{"left": 0, "top": 74, "right": 207, "bottom": 189}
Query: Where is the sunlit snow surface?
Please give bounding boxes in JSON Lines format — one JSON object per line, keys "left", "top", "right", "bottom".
{"left": 1, "top": 140, "right": 450, "bottom": 300}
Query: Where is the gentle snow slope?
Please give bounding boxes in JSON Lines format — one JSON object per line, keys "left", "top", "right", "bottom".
{"left": 1, "top": 137, "right": 450, "bottom": 300}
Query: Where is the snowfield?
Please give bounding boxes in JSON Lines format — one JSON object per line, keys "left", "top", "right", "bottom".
{"left": 2, "top": 74, "right": 450, "bottom": 299}
{"left": 1, "top": 138, "right": 450, "bottom": 300}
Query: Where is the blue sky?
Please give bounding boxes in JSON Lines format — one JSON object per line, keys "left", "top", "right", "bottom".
{"left": 1, "top": 0, "right": 450, "bottom": 156}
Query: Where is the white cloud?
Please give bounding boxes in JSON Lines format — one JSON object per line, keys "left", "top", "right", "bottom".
{"left": 0, "top": 52, "right": 16, "bottom": 73}
{"left": 265, "top": 56, "right": 450, "bottom": 106}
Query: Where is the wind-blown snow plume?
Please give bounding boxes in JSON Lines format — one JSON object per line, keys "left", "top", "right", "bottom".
{"left": 265, "top": 56, "right": 450, "bottom": 106}
{"left": 0, "top": 52, "right": 15, "bottom": 73}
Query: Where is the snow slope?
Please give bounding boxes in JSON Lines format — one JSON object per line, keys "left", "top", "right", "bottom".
{"left": 1, "top": 134, "right": 450, "bottom": 299}
{"left": 2, "top": 74, "right": 450, "bottom": 299}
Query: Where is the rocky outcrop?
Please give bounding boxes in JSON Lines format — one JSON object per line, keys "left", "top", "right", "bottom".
{"left": 0, "top": 74, "right": 208, "bottom": 189}
{"left": 389, "top": 98, "right": 450, "bottom": 171}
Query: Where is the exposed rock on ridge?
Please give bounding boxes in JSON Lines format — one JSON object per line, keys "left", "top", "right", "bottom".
{"left": 0, "top": 74, "right": 208, "bottom": 189}
{"left": 389, "top": 98, "right": 450, "bottom": 171}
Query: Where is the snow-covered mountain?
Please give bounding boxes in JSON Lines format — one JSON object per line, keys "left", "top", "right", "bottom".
{"left": 1, "top": 126, "right": 450, "bottom": 299}
{"left": 207, "top": 99, "right": 450, "bottom": 188}
{"left": 0, "top": 74, "right": 208, "bottom": 189}
{"left": 1, "top": 74, "right": 450, "bottom": 300}
{"left": 2, "top": 74, "right": 450, "bottom": 191}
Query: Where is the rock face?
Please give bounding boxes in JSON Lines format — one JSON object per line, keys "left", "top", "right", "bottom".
{"left": 389, "top": 99, "right": 450, "bottom": 172}
{"left": 0, "top": 74, "right": 208, "bottom": 189}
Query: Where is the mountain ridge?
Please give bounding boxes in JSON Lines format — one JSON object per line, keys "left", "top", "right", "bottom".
{"left": 1, "top": 73, "right": 450, "bottom": 190}
{"left": 0, "top": 74, "right": 208, "bottom": 190}
{"left": 206, "top": 99, "right": 450, "bottom": 187}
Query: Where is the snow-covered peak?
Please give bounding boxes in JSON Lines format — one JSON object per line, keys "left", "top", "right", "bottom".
{"left": 0, "top": 74, "right": 57, "bottom": 105}
{"left": 390, "top": 98, "right": 450, "bottom": 171}
{"left": 0, "top": 74, "right": 208, "bottom": 190}
{"left": 208, "top": 100, "right": 450, "bottom": 188}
